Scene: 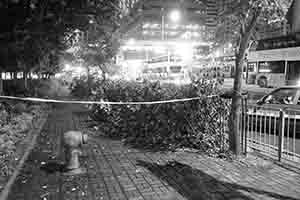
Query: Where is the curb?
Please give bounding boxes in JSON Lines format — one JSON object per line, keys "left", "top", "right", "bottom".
{"left": 0, "top": 113, "right": 48, "bottom": 200}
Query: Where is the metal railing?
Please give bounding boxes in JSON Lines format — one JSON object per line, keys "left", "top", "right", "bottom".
{"left": 241, "top": 104, "right": 300, "bottom": 165}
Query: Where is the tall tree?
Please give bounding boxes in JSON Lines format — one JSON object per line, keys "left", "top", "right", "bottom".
{"left": 65, "top": 0, "right": 145, "bottom": 93}
{"left": 216, "top": 0, "right": 290, "bottom": 155}
{"left": 0, "top": 0, "right": 144, "bottom": 94}
{"left": 0, "top": 0, "right": 67, "bottom": 92}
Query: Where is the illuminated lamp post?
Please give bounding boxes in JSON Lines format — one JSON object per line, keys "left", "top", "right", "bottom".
{"left": 161, "top": 9, "right": 181, "bottom": 41}
{"left": 161, "top": 9, "right": 181, "bottom": 78}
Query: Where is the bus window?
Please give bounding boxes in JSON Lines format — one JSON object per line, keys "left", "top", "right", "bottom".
{"left": 170, "top": 56, "right": 182, "bottom": 62}
{"left": 287, "top": 61, "right": 300, "bottom": 82}
{"left": 170, "top": 66, "right": 182, "bottom": 73}
{"left": 247, "top": 62, "right": 257, "bottom": 72}
{"left": 152, "top": 67, "right": 166, "bottom": 73}
{"left": 258, "top": 61, "right": 285, "bottom": 73}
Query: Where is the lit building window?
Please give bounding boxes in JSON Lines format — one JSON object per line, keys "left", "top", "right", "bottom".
{"left": 193, "top": 32, "right": 200, "bottom": 37}
{"left": 151, "top": 24, "right": 160, "bottom": 29}
{"left": 186, "top": 24, "right": 193, "bottom": 29}
{"left": 143, "top": 23, "right": 150, "bottom": 28}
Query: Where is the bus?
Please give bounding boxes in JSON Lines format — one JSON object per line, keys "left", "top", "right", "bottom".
{"left": 247, "top": 46, "right": 300, "bottom": 88}
{"left": 141, "top": 55, "right": 191, "bottom": 84}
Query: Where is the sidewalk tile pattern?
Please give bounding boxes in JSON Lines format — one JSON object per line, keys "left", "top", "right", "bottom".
{"left": 6, "top": 105, "right": 300, "bottom": 200}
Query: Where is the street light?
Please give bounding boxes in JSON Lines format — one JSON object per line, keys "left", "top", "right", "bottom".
{"left": 127, "top": 38, "right": 136, "bottom": 46}
{"left": 169, "top": 10, "right": 181, "bottom": 23}
{"left": 161, "top": 9, "right": 181, "bottom": 41}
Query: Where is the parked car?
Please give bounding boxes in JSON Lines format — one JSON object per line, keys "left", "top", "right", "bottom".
{"left": 256, "top": 86, "right": 300, "bottom": 108}
{"left": 246, "top": 86, "right": 300, "bottom": 139}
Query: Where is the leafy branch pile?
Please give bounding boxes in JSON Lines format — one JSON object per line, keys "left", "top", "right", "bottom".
{"left": 88, "top": 80, "right": 231, "bottom": 156}
{"left": 0, "top": 102, "right": 45, "bottom": 190}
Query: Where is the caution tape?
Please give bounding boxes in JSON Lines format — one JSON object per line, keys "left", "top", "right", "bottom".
{"left": 0, "top": 95, "right": 219, "bottom": 105}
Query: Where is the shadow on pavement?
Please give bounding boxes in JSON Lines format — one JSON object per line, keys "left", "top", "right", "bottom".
{"left": 137, "top": 160, "right": 299, "bottom": 200}
{"left": 40, "top": 162, "right": 65, "bottom": 174}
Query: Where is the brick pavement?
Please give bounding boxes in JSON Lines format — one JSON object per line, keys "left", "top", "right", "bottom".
{"left": 6, "top": 104, "right": 300, "bottom": 200}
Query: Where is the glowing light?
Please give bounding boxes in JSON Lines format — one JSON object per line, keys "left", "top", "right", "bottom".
{"left": 192, "top": 24, "right": 199, "bottom": 30}
{"left": 259, "top": 69, "right": 272, "bottom": 73}
{"left": 123, "top": 60, "right": 143, "bottom": 80}
{"left": 64, "top": 64, "right": 72, "bottom": 70}
{"left": 169, "top": 10, "right": 181, "bottom": 23}
{"left": 127, "top": 38, "right": 136, "bottom": 46}
{"left": 215, "top": 50, "right": 221, "bottom": 58}
{"left": 175, "top": 43, "right": 193, "bottom": 61}
{"left": 154, "top": 46, "right": 167, "bottom": 54}
{"left": 151, "top": 24, "right": 159, "bottom": 28}
{"left": 181, "top": 31, "right": 192, "bottom": 39}
{"left": 193, "top": 32, "right": 200, "bottom": 37}
{"left": 143, "top": 23, "right": 150, "bottom": 28}
{"left": 297, "top": 79, "right": 300, "bottom": 86}
{"left": 75, "top": 67, "right": 85, "bottom": 74}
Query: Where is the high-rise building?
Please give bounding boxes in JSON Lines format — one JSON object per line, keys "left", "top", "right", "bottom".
{"left": 205, "top": 0, "right": 218, "bottom": 38}
{"left": 216, "top": 0, "right": 293, "bottom": 42}
{"left": 257, "top": 21, "right": 290, "bottom": 40}
{"left": 119, "top": 0, "right": 140, "bottom": 15}
{"left": 124, "top": 0, "right": 208, "bottom": 41}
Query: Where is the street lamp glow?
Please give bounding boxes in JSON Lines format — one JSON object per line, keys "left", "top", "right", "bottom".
{"left": 65, "top": 64, "right": 72, "bottom": 70}
{"left": 169, "top": 10, "right": 181, "bottom": 23}
{"left": 127, "top": 38, "right": 136, "bottom": 46}
{"left": 215, "top": 50, "right": 221, "bottom": 58}
{"left": 175, "top": 43, "right": 193, "bottom": 61}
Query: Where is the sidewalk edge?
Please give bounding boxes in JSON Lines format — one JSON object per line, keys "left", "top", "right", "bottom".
{"left": 0, "top": 113, "right": 48, "bottom": 200}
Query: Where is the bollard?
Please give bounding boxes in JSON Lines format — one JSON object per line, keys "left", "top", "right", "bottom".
{"left": 63, "top": 131, "right": 88, "bottom": 175}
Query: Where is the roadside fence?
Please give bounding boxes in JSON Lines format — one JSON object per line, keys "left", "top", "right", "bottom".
{"left": 240, "top": 104, "right": 300, "bottom": 165}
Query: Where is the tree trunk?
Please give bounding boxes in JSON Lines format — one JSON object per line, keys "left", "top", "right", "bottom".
{"left": 229, "top": 54, "right": 244, "bottom": 155}
{"left": 229, "top": 14, "right": 259, "bottom": 155}
{"left": 245, "top": 64, "right": 249, "bottom": 84}
{"left": 0, "top": 71, "right": 3, "bottom": 95}
{"left": 13, "top": 72, "right": 17, "bottom": 86}
{"left": 99, "top": 64, "right": 107, "bottom": 86}
{"left": 24, "top": 71, "right": 28, "bottom": 90}
{"left": 86, "top": 66, "right": 91, "bottom": 96}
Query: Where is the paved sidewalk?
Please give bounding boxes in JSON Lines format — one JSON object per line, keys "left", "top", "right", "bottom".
{"left": 6, "top": 105, "right": 300, "bottom": 200}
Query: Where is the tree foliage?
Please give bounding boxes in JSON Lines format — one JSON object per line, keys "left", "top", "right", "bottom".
{"left": 66, "top": 0, "right": 144, "bottom": 80}
{"left": 0, "top": 0, "right": 66, "bottom": 75}
{"left": 0, "top": 0, "right": 143, "bottom": 76}
{"left": 216, "top": 0, "right": 291, "bottom": 51}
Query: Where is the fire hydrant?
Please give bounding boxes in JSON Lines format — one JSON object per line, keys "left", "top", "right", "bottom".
{"left": 63, "top": 131, "right": 88, "bottom": 175}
